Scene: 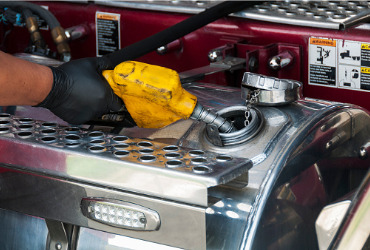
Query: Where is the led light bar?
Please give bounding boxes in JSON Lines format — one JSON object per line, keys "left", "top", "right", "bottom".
{"left": 81, "top": 198, "right": 161, "bottom": 231}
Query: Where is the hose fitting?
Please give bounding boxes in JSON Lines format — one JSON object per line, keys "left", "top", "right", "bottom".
{"left": 190, "top": 102, "right": 235, "bottom": 133}
{"left": 25, "top": 15, "right": 44, "bottom": 48}
{"left": 51, "top": 26, "right": 71, "bottom": 62}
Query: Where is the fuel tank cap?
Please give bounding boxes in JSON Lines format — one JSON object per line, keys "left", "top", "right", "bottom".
{"left": 241, "top": 72, "right": 302, "bottom": 106}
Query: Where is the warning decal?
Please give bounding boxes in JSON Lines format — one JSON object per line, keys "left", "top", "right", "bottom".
{"left": 310, "top": 37, "right": 336, "bottom": 47}
{"left": 309, "top": 37, "right": 370, "bottom": 92}
{"left": 309, "top": 38, "right": 336, "bottom": 86}
{"left": 309, "top": 65, "right": 336, "bottom": 86}
{"left": 361, "top": 44, "right": 370, "bottom": 50}
{"left": 361, "top": 43, "right": 370, "bottom": 67}
{"left": 96, "top": 12, "right": 121, "bottom": 56}
{"left": 360, "top": 67, "right": 370, "bottom": 90}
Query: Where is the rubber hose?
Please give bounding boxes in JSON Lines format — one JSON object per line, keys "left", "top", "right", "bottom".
{"left": 0, "top": 1, "right": 71, "bottom": 61}
{"left": 103, "top": 1, "right": 260, "bottom": 68}
{"left": 0, "top": 1, "right": 60, "bottom": 29}
{"left": 22, "top": 8, "right": 32, "bottom": 20}
{"left": 3, "top": 8, "right": 18, "bottom": 24}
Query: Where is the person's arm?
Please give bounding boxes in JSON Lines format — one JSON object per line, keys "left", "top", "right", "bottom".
{"left": 0, "top": 50, "right": 53, "bottom": 106}
{"left": 0, "top": 51, "right": 123, "bottom": 124}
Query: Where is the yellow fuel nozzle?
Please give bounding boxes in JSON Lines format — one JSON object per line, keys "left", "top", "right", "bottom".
{"left": 103, "top": 61, "right": 235, "bottom": 132}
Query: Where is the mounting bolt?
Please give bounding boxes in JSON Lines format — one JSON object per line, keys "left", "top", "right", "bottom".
{"left": 359, "top": 146, "right": 368, "bottom": 159}
{"left": 208, "top": 49, "right": 223, "bottom": 62}
{"left": 140, "top": 217, "right": 147, "bottom": 224}
{"left": 269, "top": 51, "right": 294, "bottom": 70}
{"left": 55, "top": 243, "right": 62, "bottom": 250}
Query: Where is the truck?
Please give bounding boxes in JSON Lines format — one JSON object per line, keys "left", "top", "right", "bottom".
{"left": 0, "top": 1, "right": 369, "bottom": 250}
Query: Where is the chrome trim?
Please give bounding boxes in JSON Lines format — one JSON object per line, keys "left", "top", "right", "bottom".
{"left": 0, "top": 209, "right": 48, "bottom": 249}
{"left": 315, "top": 200, "right": 351, "bottom": 250}
{"left": 0, "top": 169, "right": 206, "bottom": 249}
{"left": 331, "top": 170, "right": 370, "bottom": 250}
{"left": 0, "top": 118, "right": 252, "bottom": 206}
{"left": 77, "top": 227, "right": 182, "bottom": 250}
{"left": 93, "top": 0, "right": 218, "bottom": 14}
{"left": 94, "top": 1, "right": 370, "bottom": 30}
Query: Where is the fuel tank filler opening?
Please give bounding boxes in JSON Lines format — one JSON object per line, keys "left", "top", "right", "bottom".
{"left": 205, "top": 106, "right": 263, "bottom": 147}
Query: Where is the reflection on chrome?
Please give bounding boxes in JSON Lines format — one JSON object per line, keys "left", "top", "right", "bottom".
{"left": 213, "top": 201, "right": 225, "bottom": 208}
{"left": 206, "top": 208, "right": 215, "bottom": 215}
{"left": 237, "top": 203, "right": 252, "bottom": 213}
{"left": 78, "top": 227, "right": 182, "bottom": 250}
{"left": 226, "top": 211, "right": 240, "bottom": 219}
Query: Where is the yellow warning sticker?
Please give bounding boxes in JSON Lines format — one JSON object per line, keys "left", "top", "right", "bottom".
{"left": 96, "top": 13, "right": 119, "bottom": 21}
{"left": 361, "top": 44, "right": 370, "bottom": 50}
{"left": 310, "top": 38, "right": 336, "bottom": 47}
{"left": 361, "top": 67, "right": 370, "bottom": 74}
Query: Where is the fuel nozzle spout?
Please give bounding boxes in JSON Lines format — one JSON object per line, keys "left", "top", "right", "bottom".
{"left": 190, "top": 102, "right": 236, "bottom": 133}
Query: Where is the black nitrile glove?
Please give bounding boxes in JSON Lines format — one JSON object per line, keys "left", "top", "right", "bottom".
{"left": 37, "top": 57, "right": 124, "bottom": 125}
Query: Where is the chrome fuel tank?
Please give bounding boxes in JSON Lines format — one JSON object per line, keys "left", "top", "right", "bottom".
{"left": 0, "top": 82, "right": 369, "bottom": 250}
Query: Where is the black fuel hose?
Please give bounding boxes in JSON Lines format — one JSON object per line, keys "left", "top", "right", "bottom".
{"left": 103, "top": 1, "right": 260, "bottom": 68}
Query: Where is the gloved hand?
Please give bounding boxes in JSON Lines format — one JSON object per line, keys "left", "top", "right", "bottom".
{"left": 37, "top": 57, "right": 124, "bottom": 124}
